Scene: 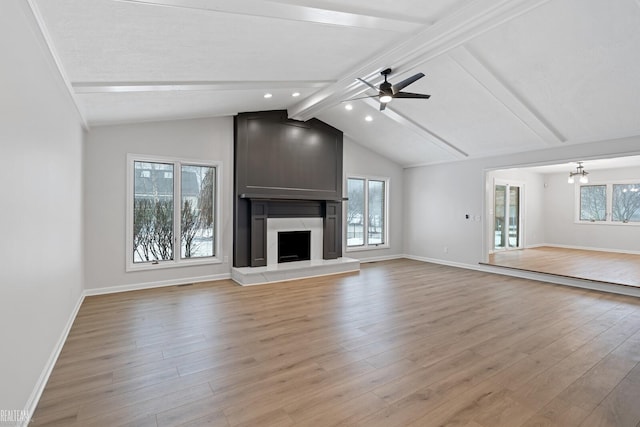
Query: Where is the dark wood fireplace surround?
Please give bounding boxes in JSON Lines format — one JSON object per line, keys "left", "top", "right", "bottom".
{"left": 234, "top": 110, "right": 343, "bottom": 267}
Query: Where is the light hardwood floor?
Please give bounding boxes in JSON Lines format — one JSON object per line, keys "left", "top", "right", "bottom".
{"left": 488, "top": 246, "right": 640, "bottom": 288}
{"left": 32, "top": 259, "right": 640, "bottom": 427}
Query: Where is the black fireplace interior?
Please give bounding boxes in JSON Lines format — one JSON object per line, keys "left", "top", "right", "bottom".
{"left": 278, "top": 231, "right": 311, "bottom": 263}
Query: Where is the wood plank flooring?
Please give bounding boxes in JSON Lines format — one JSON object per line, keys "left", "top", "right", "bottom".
{"left": 488, "top": 246, "right": 640, "bottom": 288}
{"left": 31, "top": 259, "right": 640, "bottom": 427}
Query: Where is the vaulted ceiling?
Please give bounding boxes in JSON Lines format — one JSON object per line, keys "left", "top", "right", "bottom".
{"left": 31, "top": 0, "right": 640, "bottom": 167}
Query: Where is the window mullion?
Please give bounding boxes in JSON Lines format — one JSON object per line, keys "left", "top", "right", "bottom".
{"left": 607, "top": 183, "right": 613, "bottom": 222}
{"left": 174, "top": 161, "right": 181, "bottom": 262}
{"left": 364, "top": 178, "right": 370, "bottom": 246}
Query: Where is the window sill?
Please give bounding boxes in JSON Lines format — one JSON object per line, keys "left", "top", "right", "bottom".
{"left": 126, "top": 256, "right": 223, "bottom": 272}
{"left": 574, "top": 221, "right": 640, "bottom": 227}
{"left": 345, "top": 245, "right": 390, "bottom": 252}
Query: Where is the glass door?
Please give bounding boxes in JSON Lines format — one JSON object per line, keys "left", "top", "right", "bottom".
{"left": 494, "top": 183, "right": 522, "bottom": 251}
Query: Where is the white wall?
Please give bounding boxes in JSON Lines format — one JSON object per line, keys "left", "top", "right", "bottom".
{"left": 404, "top": 138, "right": 640, "bottom": 267}
{"left": 405, "top": 158, "right": 485, "bottom": 265}
{"left": 0, "top": 0, "right": 84, "bottom": 413}
{"left": 84, "top": 117, "right": 233, "bottom": 291}
{"left": 343, "top": 137, "right": 404, "bottom": 261}
{"left": 543, "top": 166, "right": 640, "bottom": 252}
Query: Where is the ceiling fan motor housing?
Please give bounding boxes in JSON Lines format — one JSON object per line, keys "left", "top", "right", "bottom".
{"left": 379, "top": 81, "right": 393, "bottom": 96}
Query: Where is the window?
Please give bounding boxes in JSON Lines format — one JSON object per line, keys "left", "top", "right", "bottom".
{"left": 579, "top": 185, "right": 606, "bottom": 221}
{"left": 612, "top": 183, "right": 640, "bottom": 223}
{"left": 346, "top": 176, "right": 388, "bottom": 249}
{"left": 576, "top": 181, "right": 640, "bottom": 225}
{"left": 127, "top": 155, "right": 220, "bottom": 270}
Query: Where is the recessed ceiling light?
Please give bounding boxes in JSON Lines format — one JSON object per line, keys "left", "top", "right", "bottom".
{"left": 292, "top": 92, "right": 300, "bottom": 97}
{"left": 264, "top": 93, "right": 273, "bottom": 99}
{"left": 365, "top": 115, "right": 373, "bottom": 122}
{"left": 345, "top": 104, "right": 353, "bottom": 111}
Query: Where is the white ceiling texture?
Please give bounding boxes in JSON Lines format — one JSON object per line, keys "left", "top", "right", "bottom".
{"left": 32, "top": 0, "right": 640, "bottom": 167}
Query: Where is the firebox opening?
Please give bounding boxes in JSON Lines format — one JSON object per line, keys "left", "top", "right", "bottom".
{"left": 278, "top": 231, "right": 311, "bottom": 263}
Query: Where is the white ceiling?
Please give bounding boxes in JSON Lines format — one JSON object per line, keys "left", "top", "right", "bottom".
{"left": 31, "top": 0, "right": 640, "bottom": 167}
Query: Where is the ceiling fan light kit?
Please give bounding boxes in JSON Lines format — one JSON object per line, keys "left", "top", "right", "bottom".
{"left": 352, "top": 68, "right": 431, "bottom": 111}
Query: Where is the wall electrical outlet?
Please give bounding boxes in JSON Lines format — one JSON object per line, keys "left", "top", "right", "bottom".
{"left": 444, "top": 246, "right": 448, "bottom": 253}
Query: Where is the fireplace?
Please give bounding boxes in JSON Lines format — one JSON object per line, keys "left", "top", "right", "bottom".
{"left": 233, "top": 217, "right": 359, "bottom": 286}
{"left": 231, "top": 111, "right": 358, "bottom": 284}
{"left": 266, "top": 217, "right": 323, "bottom": 267}
{"left": 234, "top": 111, "right": 344, "bottom": 268}
{"left": 278, "top": 231, "right": 311, "bottom": 263}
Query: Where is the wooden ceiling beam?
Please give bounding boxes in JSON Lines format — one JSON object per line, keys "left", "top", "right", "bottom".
{"left": 361, "top": 98, "right": 468, "bottom": 160}
{"left": 72, "top": 80, "right": 333, "bottom": 93}
{"left": 288, "top": 0, "right": 554, "bottom": 121}
{"left": 113, "top": 0, "right": 424, "bottom": 33}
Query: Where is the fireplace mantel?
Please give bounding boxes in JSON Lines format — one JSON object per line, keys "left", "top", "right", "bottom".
{"left": 239, "top": 193, "right": 343, "bottom": 202}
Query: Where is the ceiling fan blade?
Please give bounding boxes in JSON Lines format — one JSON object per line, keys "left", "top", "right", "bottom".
{"left": 380, "top": 102, "right": 387, "bottom": 111}
{"left": 391, "top": 73, "right": 425, "bottom": 94}
{"left": 394, "top": 92, "right": 431, "bottom": 99}
{"left": 357, "top": 77, "right": 379, "bottom": 91}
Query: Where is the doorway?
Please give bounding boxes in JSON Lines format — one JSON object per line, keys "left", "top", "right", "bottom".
{"left": 494, "top": 182, "right": 522, "bottom": 251}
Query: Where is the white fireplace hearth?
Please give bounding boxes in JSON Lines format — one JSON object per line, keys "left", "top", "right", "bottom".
{"left": 231, "top": 217, "right": 360, "bottom": 286}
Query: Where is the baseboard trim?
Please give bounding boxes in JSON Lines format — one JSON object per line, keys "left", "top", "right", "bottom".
{"left": 84, "top": 273, "right": 232, "bottom": 296}
{"left": 404, "top": 255, "right": 487, "bottom": 272}
{"left": 540, "top": 243, "right": 640, "bottom": 256}
{"left": 22, "top": 291, "right": 85, "bottom": 427}
{"left": 404, "top": 255, "right": 640, "bottom": 298}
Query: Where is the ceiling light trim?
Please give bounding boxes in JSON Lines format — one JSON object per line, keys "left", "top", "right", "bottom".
{"left": 288, "top": 0, "right": 554, "bottom": 121}
{"left": 362, "top": 98, "right": 467, "bottom": 159}
{"left": 72, "top": 80, "right": 333, "bottom": 93}
{"left": 113, "top": 0, "right": 424, "bottom": 33}
{"left": 448, "top": 46, "right": 566, "bottom": 145}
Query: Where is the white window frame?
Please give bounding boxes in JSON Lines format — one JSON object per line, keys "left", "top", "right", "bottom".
{"left": 574, "top": 179, "right": 640, "bottom": 226}
{"left": 126, "top": 154, "right": 223, "bottom": 271}
{"left": 345, "top": 175, "right": 390, "bottom": 251}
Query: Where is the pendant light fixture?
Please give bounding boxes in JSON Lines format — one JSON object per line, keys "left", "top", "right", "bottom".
{"left": 567, "top": 162, "right": 589, "bottom": 184}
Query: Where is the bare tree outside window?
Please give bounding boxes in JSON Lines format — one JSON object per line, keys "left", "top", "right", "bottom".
{"left": 181, "top": 165, "right": 215, "bottom": 258}
{"left": 612, "top": 184, "right": 640, "bottom": 223}
{"left": 368, "top": 180, "right": 385, "bottom": 245}
{"left": 346, "top": 177, "right": 387, "bottom": 248}
{"left": 580, "top": 185, "right": 607, "bottom": 221}
{"left": 132, "top": 160, "right": 216, "bottom": 265}
{"left": 133, "top": 162, "right": 175, "bottom": 263}
{"left": 347, "top": 178, "right": 365, "bottom": 246}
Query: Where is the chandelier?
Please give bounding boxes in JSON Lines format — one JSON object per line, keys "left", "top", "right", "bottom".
{"left": 567, "top": 162, "right": 589, "bottom": 184}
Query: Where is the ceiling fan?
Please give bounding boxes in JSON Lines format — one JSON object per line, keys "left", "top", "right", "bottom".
{"left": 352, "top": 68, "right": 431, "bottom": 111}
